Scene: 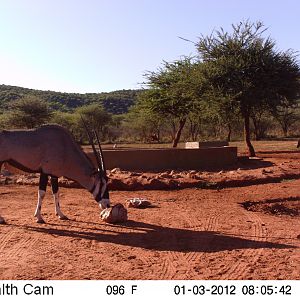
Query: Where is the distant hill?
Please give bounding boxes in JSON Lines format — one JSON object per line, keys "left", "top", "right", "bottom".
{"left": 0, "top": 84, "right": 140, "bottom": 114}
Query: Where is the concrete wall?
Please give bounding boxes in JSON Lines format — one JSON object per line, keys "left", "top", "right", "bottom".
{"left": 88, "top": 147, "right": 237, "bottom": 171}
{"left": 3, "top": 147, "right": 237, "bottom": 174}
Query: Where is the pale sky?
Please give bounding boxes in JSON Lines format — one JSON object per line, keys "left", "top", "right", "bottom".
{"left": 0, "top": 0, "right": 299, "bottom": 93}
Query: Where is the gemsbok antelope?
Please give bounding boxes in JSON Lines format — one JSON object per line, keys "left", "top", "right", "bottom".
{"left": 0, "top": 123, "right": 110, "bottom": 224}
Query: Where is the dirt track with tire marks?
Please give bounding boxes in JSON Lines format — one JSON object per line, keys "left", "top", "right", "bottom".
{"left": 0, "top": 177, "right": 299, "bottom": 280}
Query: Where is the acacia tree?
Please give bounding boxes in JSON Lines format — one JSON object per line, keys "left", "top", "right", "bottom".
{"left": 186, "top": 111, "right": 203, "bottom": 141}
{"left": 250, "top": 107, "right": 273, "bottom": 140}
{"left": 202, "top": 91, "right": 241, "bottom": 142}
{"left": 123, "top": 103, "right": 165, "bottom": 142}
{"left": 141, "top": 57, "right": 205, "bottom": 147}
{"left": 197, "top": 21, "right": 300, "bottom": 156}
{"left": 75, "top": 103, "right": 112, "bottom": 141}
{"left": 271, "top": 99, "right": 299, "bottom": 137}
{"left": 7, "top": 96, "right": 52, "bottom": 129}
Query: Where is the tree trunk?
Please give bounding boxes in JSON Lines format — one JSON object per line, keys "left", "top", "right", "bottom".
{"left": 251, "top": 117, "right": 259, "bottom": 140}
{"left": 244, "top": 113, "right": 256, "bottom": 157}
{"left": 189, "top": 122, "right": 198, "bottom": 141}
{"left": 282, "top": 123, "right": 288, "bottom": 137}
{"left": 172, "top": 118, "right": 186, "bottom": 148}
{"left": 156, "top": 129, "right": 161, "bottom": 143}
{"left": 170, "top": 120, "right": 176, "bottom": 141}
{"left": 227, "top": 123, "right": 232, "bottom": 142}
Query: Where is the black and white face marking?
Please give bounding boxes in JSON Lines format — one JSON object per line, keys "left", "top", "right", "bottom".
{"left": 92, "top": 172, "right": 110, "bottom": 209}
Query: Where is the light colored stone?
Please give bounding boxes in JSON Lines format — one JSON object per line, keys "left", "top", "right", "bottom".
{"left": 100, "top": 203, "right": 127, "bottom": 223}
{"left": 126, "top": 198, "right": 152, "bottom": 208}
{"left": 110, "top": 167, "right": 121, "bottom": 173}
{"left": 159, "top": 172, "right": 172, "bottom": 179}
{"left": 172, "top": 174, "right": 182, "bottom": 179}
{"left": 185, "top": 141, "right": 229, "bottom": 149}
{"left": 16, "top": 178, "right": 24, "bottom": 184}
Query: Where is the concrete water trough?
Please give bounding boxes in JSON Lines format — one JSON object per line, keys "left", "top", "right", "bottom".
{"left": 88, "top": 146, "right": 238, "bottom": 171}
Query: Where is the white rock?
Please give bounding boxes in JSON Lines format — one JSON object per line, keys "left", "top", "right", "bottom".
{"left": 172, "top": 174, "right": 182, "bottom": 179}
{"left": 159, "top": 172, "right": 172, "bottom": 179}
{"left": 188, "top": 170, "right": 198, "bottom": 175}
{"left": 110, "top": 167, "right": 121, "bottom": 173}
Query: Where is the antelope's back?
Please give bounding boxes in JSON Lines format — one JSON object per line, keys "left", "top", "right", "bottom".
{"left": 36, "top": 124, "right": 85, "bottom": 163}
{"left": 0, "top": 125, "right": 90, "bottom": 176}
{"left": 36, "top": 124, "right": 94, "bottom": 178}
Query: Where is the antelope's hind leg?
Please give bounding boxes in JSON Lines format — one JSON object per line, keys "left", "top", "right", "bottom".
{"left": 34, "top": 190, "right": 46, "bottom": 223}
{"left": 51, "top": 176, "right": 68, "bottom": 220}
{"left": 0, "top": 163, "right": 5, "bottom": 223}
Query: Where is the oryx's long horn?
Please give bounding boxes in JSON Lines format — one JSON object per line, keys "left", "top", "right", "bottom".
{"left": 94, "top": 130, "right": 107, "bottom": 174}
{"left": 80, "top": 115, "right": 102, "bottom": 171}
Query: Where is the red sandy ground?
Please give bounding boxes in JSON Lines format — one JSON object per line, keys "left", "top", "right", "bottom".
{"left": 0, "top": 152, "right": 299, "bottom": 280}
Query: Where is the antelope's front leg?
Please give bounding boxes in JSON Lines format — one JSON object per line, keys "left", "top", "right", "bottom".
{"left": 51, "top": 176, "right": 68, "bottom": 220}
{"left": 0, "top": 215, "right": 6, "bottom": 224}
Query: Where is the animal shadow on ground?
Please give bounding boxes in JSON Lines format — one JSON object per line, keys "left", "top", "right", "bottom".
{"left": 233, "top": 156, "right": 274, "bottom": 171}
{"left": 20, "top": 220, "right": 296, "bottom": 253}
{"left": 257, "top": 150, "right": 300, "bottom": 155}
{"left": 202, "top": 157, "right": 274, "bottom": 173}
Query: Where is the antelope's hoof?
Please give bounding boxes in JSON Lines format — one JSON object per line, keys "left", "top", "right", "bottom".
{"left": 36, "top": 218, "right": 45, "bottom": 224}
{"left": 59, "top": 215, "right": 69, "bottom": 220}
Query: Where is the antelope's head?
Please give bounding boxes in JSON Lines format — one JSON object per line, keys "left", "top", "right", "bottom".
{"left": 91, "top": 169, "right": 110, "bottom": 210}
{"left": 91, "top": 131, "right": 110, "bottom": 210}
{"left": 82, "top": 116, "right": 110, "bottom": 210}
